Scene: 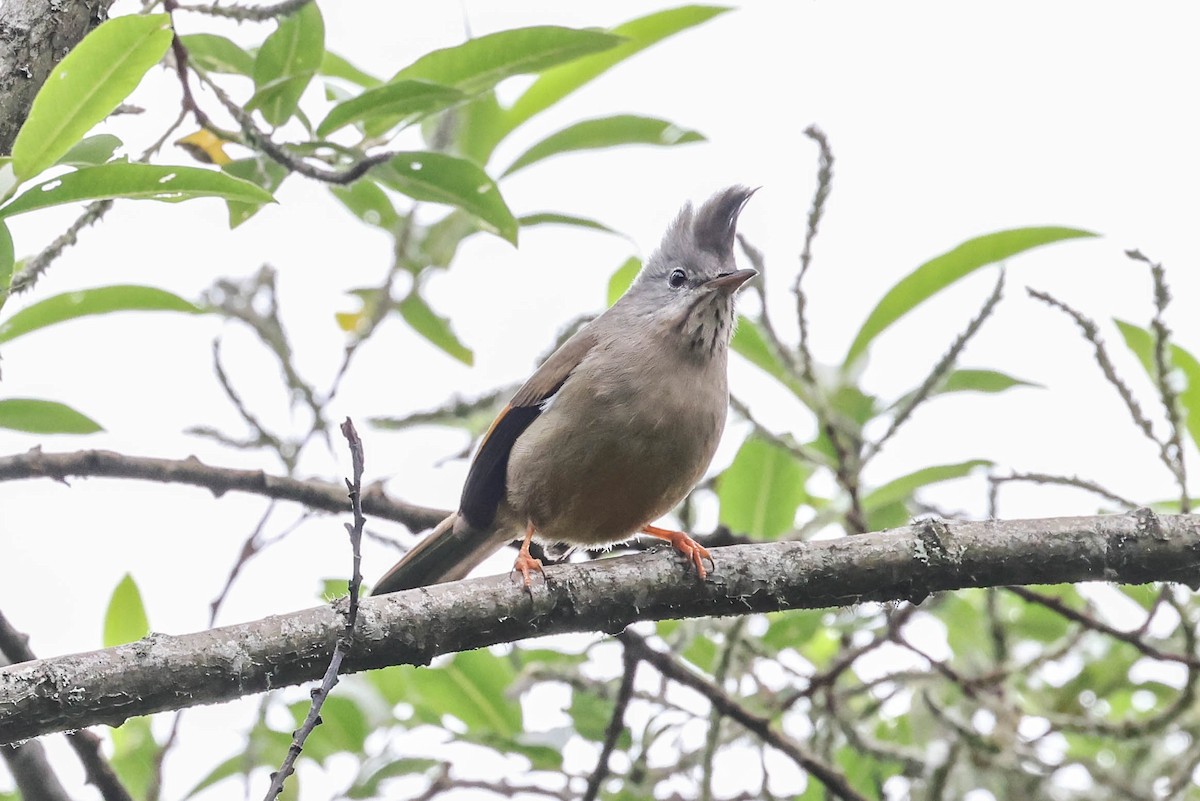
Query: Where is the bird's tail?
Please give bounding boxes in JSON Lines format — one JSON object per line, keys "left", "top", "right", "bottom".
{"left": 370, "top": 512, "right": 509, "bottom": 595}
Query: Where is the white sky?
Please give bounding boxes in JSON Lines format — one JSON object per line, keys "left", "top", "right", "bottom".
{"left": 3, "top": 1, "right": 1200, "bottom": 798}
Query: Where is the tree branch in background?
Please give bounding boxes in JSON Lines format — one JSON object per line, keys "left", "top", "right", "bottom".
{"left": 619, "top": 630, "right": 869, "bottom": 801}
{"left": 1029, "top": 287, "right": 1187, "bottom": 499}
{"left": 3, "top": 513, "right": 1199, "bottom": 744}
{"left": 0, "top": 448, "right": 448, "bottom": 531}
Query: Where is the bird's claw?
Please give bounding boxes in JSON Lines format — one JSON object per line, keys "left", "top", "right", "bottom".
{"left": 511, "top": 551, "right": 545, "bottom": 592}
{"left": 642, "top": 525, "right": 714, "bottom": 580}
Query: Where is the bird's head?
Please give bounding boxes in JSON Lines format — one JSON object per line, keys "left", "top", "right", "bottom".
{"left": 622, "top": 186, "right": 758, "bottom": 359}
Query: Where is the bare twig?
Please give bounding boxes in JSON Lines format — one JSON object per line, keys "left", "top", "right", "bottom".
{"left": 1127, "top": 249, "right": 1189, "bottom": 512}
{"left": 866, "top": 268, "right": 1005, "bottom": 462}
{"left": 175, "top": 0, "right": 313, "bottom": 21}
{"left": 619, "top": 630, "right": 870, "bottom": 801}
{"left": 263, "top": 418, "right": 367, "bottom": 800}
{"left": 581, "top": 645, "right": 639, "bottom": 801}
{"left": 7, "top": 201, "right": 113, "bottom": 296}
{"left": 795, "top": 124, "right": 834, "bottom": 382}
{"left": 1006, "top": 584, "right": 1200, "bottom": 669}
{"left": 729, "top": 395, "right": 829, "bottom": 467}
{"left": 700, "top": 619, "right": 746, "bottom": 801}
{"left": 1028, "top": 287, "right": 1183, "bottom": 489}
{"left": 988, "top": 471, "right": 1139, "bottom": 511}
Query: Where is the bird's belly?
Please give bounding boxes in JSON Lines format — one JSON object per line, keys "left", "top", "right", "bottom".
{"left": 505, "top": 369, "right": 725, "bottom": 547}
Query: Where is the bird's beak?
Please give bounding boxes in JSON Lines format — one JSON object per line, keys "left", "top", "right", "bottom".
{"left": 704, "top": 268, "right": 757, "bottom": 294}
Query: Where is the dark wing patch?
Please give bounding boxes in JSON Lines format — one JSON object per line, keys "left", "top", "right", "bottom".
{"left": 458, "top": 325, "right": 597, "bottom": 530}
{"left": 459, "top": 404, "right": 543, "bottom": 529}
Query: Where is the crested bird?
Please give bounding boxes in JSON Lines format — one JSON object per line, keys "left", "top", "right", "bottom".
{"left": 372, "top": 186, "right": 757, "bottom": 594}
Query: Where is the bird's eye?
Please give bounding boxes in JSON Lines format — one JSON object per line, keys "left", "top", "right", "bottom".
{"left": 668, "top": 268, "right": 687, "bottom": 289}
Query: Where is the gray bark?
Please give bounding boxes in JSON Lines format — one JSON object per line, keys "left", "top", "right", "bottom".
{"left": 0, "top": 0, "right": 116, "bottom": 155}
{"left": 1, "top": 511, "right": 1198, "bottom": 744}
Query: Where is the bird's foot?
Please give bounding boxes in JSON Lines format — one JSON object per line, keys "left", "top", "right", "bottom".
{"left": 641, "top": 524, "right": 714, "bottom": 579}
{"left": 511, "top": 522, "right": 545, "bottom": 592}
{"left": 510, "top": 550, "right": 545, "bottom": 590}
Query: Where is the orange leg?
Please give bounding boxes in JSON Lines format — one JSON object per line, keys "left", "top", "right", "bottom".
{"left": 511, "top": 522, "right": 545, "bottom": 590}
{"left": 641, "top": 524, "right": 714, "bottom": 580}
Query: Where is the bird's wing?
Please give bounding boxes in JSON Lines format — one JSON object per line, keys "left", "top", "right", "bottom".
{"left": 458, "top": 326, "right": 599, "bottom": 529}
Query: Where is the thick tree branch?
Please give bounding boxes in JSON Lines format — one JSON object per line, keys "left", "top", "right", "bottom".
{"left": 2, "top": 513, "right": 1199, "bottom": 744}
{"left": 0, "top": 0, "right": 114, "bottom": 155}
{"left": 0, "top": 448, "right": 448, "bottom": 531}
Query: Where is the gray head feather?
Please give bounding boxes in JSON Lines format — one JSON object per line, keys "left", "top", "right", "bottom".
{"left": 692, "top": 185, "right": 757, "bottom": 256}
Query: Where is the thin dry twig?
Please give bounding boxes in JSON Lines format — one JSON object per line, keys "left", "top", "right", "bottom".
{"left": 866, "top": 268, "right": 1005, "bottom": 462}
{"left": 795, "top": 124, "right": 834, "bottom": 382}
{"left": 1028, "top": 287, "right": 1183, "bottom": 490}
{"left": 988, "top": 471, "right": 1139, "bottom": 511}
{"left": 175, "top": 0, "right": 312, "bottom": 21}
{"left": 619, "top": 630, "right": 870, "bottom": 801}
{"left": 1006, "top": 584, "right": 1200, "bottom": 669}
{"left": 263, "top": 418, "right": 367, "bottom": 800}
{"left": 1127, "top": 249, "right": 1189, "bottom": 512}
{"left": 581, "top": 645, "right": 639, "bottom": 801}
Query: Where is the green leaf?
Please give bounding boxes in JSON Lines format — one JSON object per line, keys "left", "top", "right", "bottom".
{"left": 889, "top": 367, "right": 1041, "bottom": 411}
{"left": 730, "top": 317, "right": 807, "bottom": 398}
{"left": 418, "top": 210, "right": 480, "bottom": 269}
{"left": 222, "top": 156, "right": 289, "bottom": 227}
{"left": 397, "top": 291, "right": 473, "bottom": 365}
{"left": 503, "top": 7, "right": 730, "bottom": 137}
{"left": 1115, "top": 319, "right": 1200, "bottom": 450}
{"left": 570, "top": 690, "right": 628, "bottom": 745}
{"left": 519, "top": 212, "right": 619, "bottom": 237}
{"left": 452, "top": 92, "right": 507, "bottom": 164}
{"left": 0, "top": 163, "right": 275, "bottom": 218}
{"left": 717, "top": 436, "right": 810, "bottom": 539}
{"left": 330, "top": 179, "right": 400, "bottom": 230}
{"left": 0, "top": 221, "right": 13, "bottom": 314}
{"left": 504, "top": 115, "right": 703, "bottom": 176}
{"left": 11, "top": 14, "right": 173, "bottom": 180}
{"left": 104, "top": 573, "right": 149, "bottom": 647}
{"left": 761, "top": 609, "right": 824, "bottom": 651}
{"left": 182, "top": 754, "right": 246, "bottom": 799}
{"left": 249, "top": 3, "right": 325, "bottom": 126}
{"left": 0, "top": 284, "right": 199, "bottom": 344}
{"left": 844, "top": 226, "right": 1097, "bottom": 367}
{"left": 56, "top": 134, "right": 123, "bottom": 168}
{"left": 347, "top": 759, "right": 440, "bottom": 799}
{"left": 180, "top": 33, "right": 255, "bottom": 75}
{"left": 316, "top": 79, "right": 465, "bottom": 137}
{"left": 373, "top": 152, "right": 516, "bottom": 245}
{"left": 0, "top": 398, "right": 103, "bottom": 434}
{"left": 109, "top": 716, "right": 156, "bottom": 799}
{"left": 409, "top": 651, "right": 522, "bottom": 736}
{"left": 936, "top": 368, "right": 1040, "bottom": 397}
{"left": 607, "top": 256, "right": 641, "bottom": 306}
{"left": 863, "top": 460, "right": 991, "bottom": 511}
{"left": 321, "top": 51, "right": 382, "bottom": 88}
{"left": 394, "top": 26, "right": 623, "bottom": 96}
{"left": 286, "top": 696, "right": 368, "bottom": 760}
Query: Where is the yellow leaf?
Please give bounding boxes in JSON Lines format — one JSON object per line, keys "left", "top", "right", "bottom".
{"left": 175, "top": 129, "right": 233, "bottom": 165}
{"left": 336, "top": 310, "right": 365, "bottom": 333}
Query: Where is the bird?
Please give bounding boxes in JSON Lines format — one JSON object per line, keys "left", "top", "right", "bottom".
{"left": 372, "top": 186, "right": 757, "bottom": 595}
